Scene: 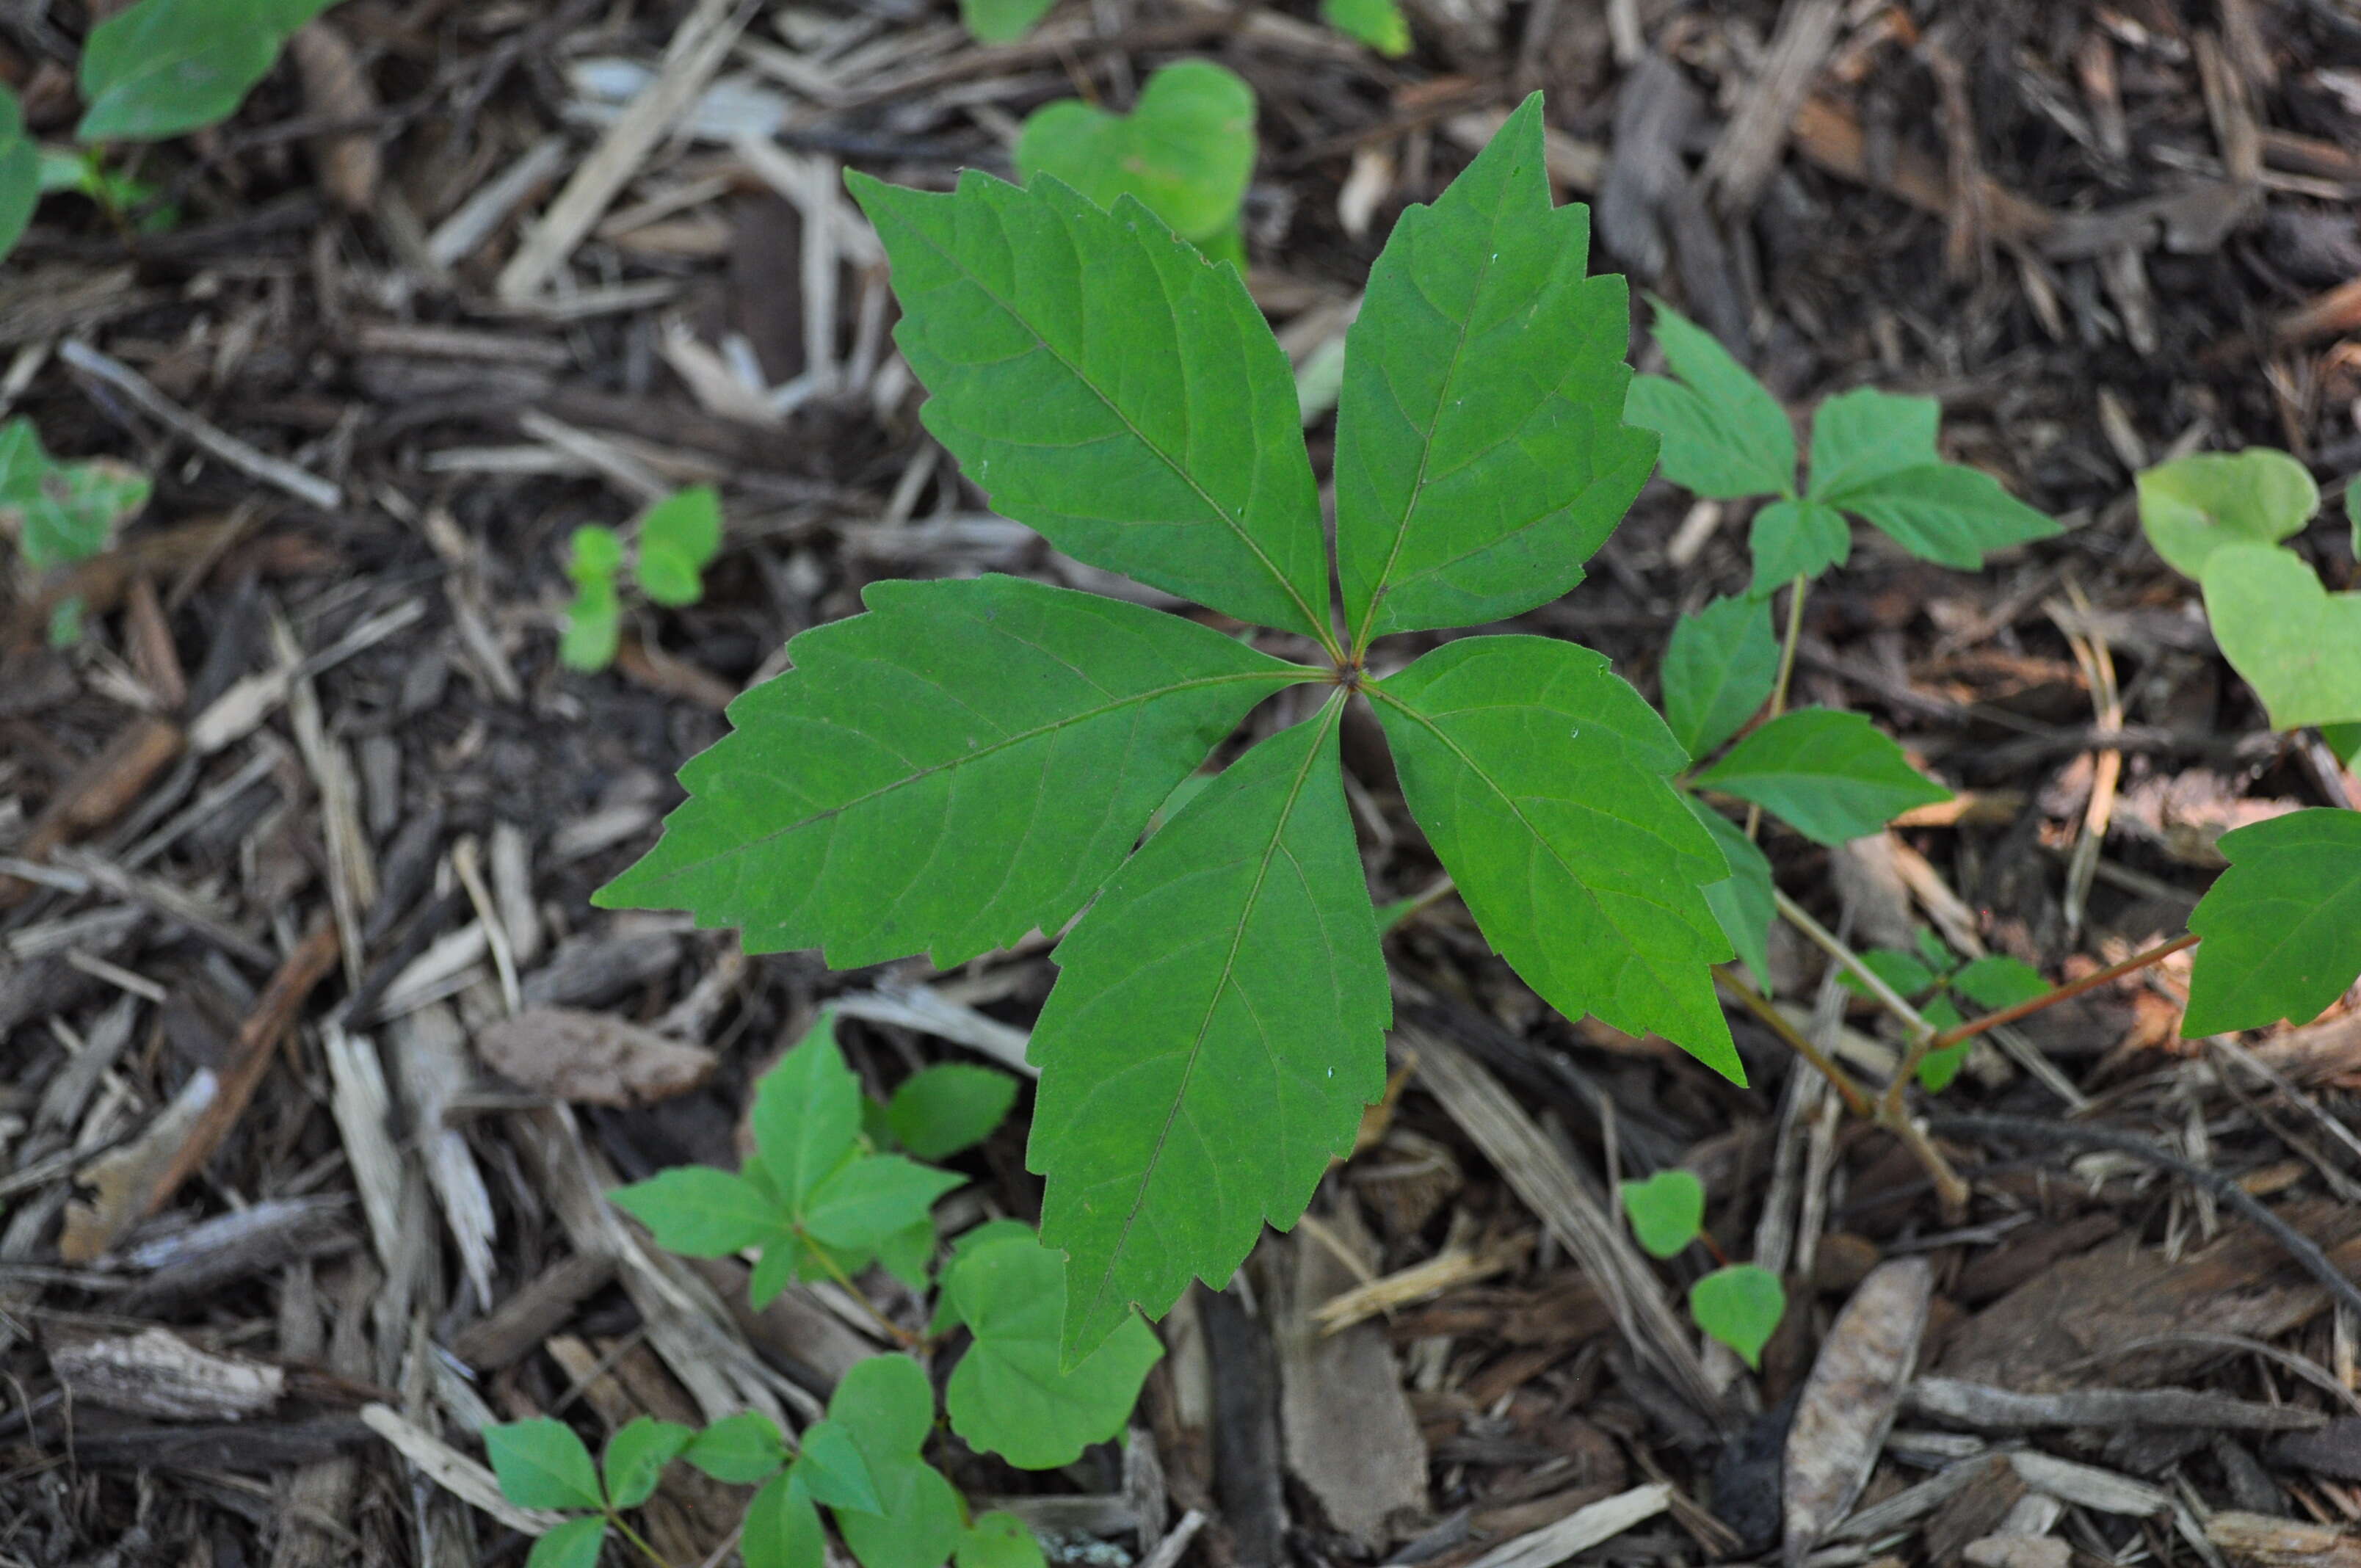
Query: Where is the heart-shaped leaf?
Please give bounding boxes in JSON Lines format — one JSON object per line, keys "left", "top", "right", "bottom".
{"left": 2139, "top": 449, "right": 2318, "bottom": 579}
{"left": 1620, "top": 1169, "right": 1705, "bottom": 1259}
{"left": 2184, "top": 807, "right": 2361, "bottom": 1035}
{"left": 945, "top": 1234, "right": 1163, "bottom": 1468}
{"left": 1691, "top": 1263, "right": 1785, "bottom": 1368}
{"left": 1013, "top": 61, "right": 1256, "bottom": 259}
{"left": 2201, "top": 542, "right": 2361, "bottom": 730}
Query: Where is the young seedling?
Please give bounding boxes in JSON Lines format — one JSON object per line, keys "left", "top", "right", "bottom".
{"left": 0, "top": 0, "right": 344, "bottom": 259}
{"left": 559, "top": 485, "right": 724, "bottom": 673}
{"left": 1013, "top": 61, "right": 1258, "bottom": 269}
{"left": 0, "top": 416, "right": 153, "bottom": 645}
{"left": 1835, "top": 932, "right": 2048, "bottom": 1091}
{"left": 1617, "top": 1168, "right": 1787, "bottom": 1368}
{"left": 2136, "top": 449, "right": 2361, "bottom": 732}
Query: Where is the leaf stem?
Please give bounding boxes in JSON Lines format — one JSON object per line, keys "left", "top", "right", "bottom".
{"left": 795, "top": 1231, "right": 920, "bottom": 1348}
{"left": 612, "top": 1513, "right": 674, "bottom": 1568}
{"left": 1714, "top": 966, "right": 1874, "bottom": 1119}
{"left": 1925, "top": 932, "right": 2199, "bottom": 1050}
{"left": 1747, "top": 573, "right": 1811, "bottom": 841}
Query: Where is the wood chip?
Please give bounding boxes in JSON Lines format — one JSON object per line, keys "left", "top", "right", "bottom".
{"left": 1782, "top": 1259, "right": 1934, "bottom": 1567}
{"left": 1274, "top": 1218, "right": 1426, "bottom": 1551}
{"left": 2209, "top": 1514, "right": 2361, "bottom": 1568}
{"left": 1463, "top": 1483, "right": 1672, "bottom": 1568}
{"left": 50, "top": 1326, "right": 284, "bottom": 1421}
{"left": 1908, "top": 1376, "right": 2326, "bottom": 1431}
{"left": 474, "top": 1006, "right": 718, "bottom": 1107}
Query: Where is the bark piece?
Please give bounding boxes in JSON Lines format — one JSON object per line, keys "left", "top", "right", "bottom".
{"left": 1782, "top": 1259, "right": 1934, "bottom": 1567}
{"left": 49, "top": 1326, "right": 284, "bottom": 1421}
{"left": 1274, "top": 1219, "right": 1427, "bottom": 1551}
{"left": 476, "top": 1006, "right": 717, "bottom": 1106}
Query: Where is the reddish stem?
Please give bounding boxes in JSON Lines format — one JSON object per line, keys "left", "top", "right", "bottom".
{"left": 1927, "top": 931, "right": 2200, "bottom": 1050}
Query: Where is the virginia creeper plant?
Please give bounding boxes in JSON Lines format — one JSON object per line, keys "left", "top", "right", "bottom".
{"left": 598, "top": 94, "right": 2361, "bottom": 1372}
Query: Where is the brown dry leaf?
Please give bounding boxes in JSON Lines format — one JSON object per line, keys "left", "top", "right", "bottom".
{"left": 475, "top": 1007, "right": 716, "bottom": 1107}
{"left": 1782, "top": 1257, "right": 1934, "bottom": 1567}
{"left": 286, "top": 22, "right": 380, "bottom": 212}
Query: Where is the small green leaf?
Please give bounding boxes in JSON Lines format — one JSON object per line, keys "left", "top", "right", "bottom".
{"left": 1625, "top": 300, "right": 1794, "bottom": 500}
{"left": 743, "top": 1473, "right": 826, "bottom": 1568}
{"left": 1912, "top": 927, "right": 1955, "bottom": 975}
{"left": 752, "top": 1015, "right": 865, "bottom": 1211}
{"left": 1013, "top": 62, "right": 1257, "bottom": 256}
{"left": 1689, "top": 801, "right": 1773, "bottom": 989}
{"left": 2199, "top": 542, "right": 2361, "bottom": 730}
{"left": 959, "top": 0, "right": 1056, "bottom": 43}
{"left": 559, "top": 576, "right": 620, "bottom": 672}
{"left": 1321, "top": 0, "right": 1410, "bottom": 54}
{"left": 1916, "top": 1041, "right": 1968, "bottom": 1092}
{"left": 682, "top": 1412, "right": 787, "bottom": 1484}
{"left": 528, "top": 1517, "right": 608, "bottom": 1568}
{"left": 960, "top": 1513, "right": 1050, "bottom": 1568}
{"left": 595, "top": 576, "right": 1307, "bottom": 968}
{"left": 1620, "top": 1169, "right": 1704, "bottom": 1259}
{"left": 2323, "top": 722, "right": 2361, "bottom": 769}
{"left": 609, "top": 1166, "right": 786, "bottom": 1257}
{"left": 485, "top": 1419, "right": 605, "bottom": 1512}
{"left": 1748, "top": 498, "right": 1850, "bottom": 594}
{"left": 1030, "top": 703, "right": 1389, "bottom": 1362}
{"left": 635, "top": 485, "right": 723, "bottom": 607}
{"left": 603, "top": 1416, "right": 694, "bottom": 1509}
{"left": 2184, "top": 808, "right": 2361, "bottom": 1035}
{"left": 946, "top": 1234, "right": 1163, "bottom": 1469}
{"left": 748, "top": 1235, "right": 806, "bottom": 1307}
{"left": 1838, "top": 948, "right": 1938, "bottom": 1001}
{"left": 802, "top": 1155, "right": 965, "bottom": 1252}
{"left": 0, "top": 418, "right": 151, "bottom": 572}
{"left": 794, "top": 1418, "right": 884, "bottom": 1515}
{"left": 877, "top": 1219, "right": 936, "bottom": 1291}
{"left": 1334, "top": 95, "right": 1658, "bottom": 642}
{"left": 1690, "top": 1263, "right": 1785, "bottom": 1368}
{"left": 1373, "top": 636, "right": 1741, "bottom": 1080}
{"left": 569, "top": 523, "right": 624, "bottom": 581}
{"left": 46, "top": 597, "right": 85, "bottom": 649}
{"left": 1950, "top": 954, "right": 2049, "bottom": 1012}
{"left": 1661, "top": 594, "right": 1778, "bottom": 761}
{"left": 1696, "top": 708, "right": 1951, "bottom": 846}
{"left": 885, "top": 1064, "right": 1018, "bottom": 1160}
{"left": 1806, "top": 387, "right": 1939, "bottom": 501}
{"left": 0, "top": 89, "right": 38, "bottom": 262}
{"left": 2138, "top": 449, "right": 2318, "bottom": 578}
{"left": 1835, "top": 462, "right": 2059, "bottom": 571}
{"left": 77, "top": 0, "right": 338, "bottom": 143}
{"left": 829, "top": 1358, "right": 965, "bottom": 1568}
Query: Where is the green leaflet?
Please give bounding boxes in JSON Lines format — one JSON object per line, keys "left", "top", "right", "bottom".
{"left": 959, "top": 0, "right": 1056, "bottom": 43}
{"left": 682, "top": 1413, "right": 788, "bottom": 1485}
{"left": 1661, "top": 594, "right": 1777, "bottom": 760}
{"left": 828, "top": 1358, "right": 964, "bottom": 1568}
{"left": 1625, "top": 300, "right": 1794, "bottom": 500}
{"left": 1834, "top": 462, "right": 2059, "bottom": 571}
{"left": 598, "top": 576, "right": 1305, "bottom": 966}
{"left": 944, "top": 1234, "right": 1164, "bottom": 1467}
{"left": 1805, "top": 388, "right": 1939, "bottom": 501}
{"left": 0, "top": 417, "right": 152, "bottom": 572}
{"left": 1029, "top": 702, "right": 1389, "bottom": 1360}
{"left": 1620, "top": 1169, "right": 1704, "bottom": 1259}
{"left": 529, "top": 1518, "right": 607, "bottom": 1568}
{"left": 1322, "top": 0, "right": 1411, "bottom": 54}
{"left": 1334, "top": 95, "right": 1658, "bottom": 645}
{"left": 2138, "top": 449, "right": 2318, "bottom": 578}
{"left": 752, "top": 1016, "right": 863, "bottom": 1208}
{"left": 637, "top": 484, "right": 723, "bottom": 607}
{"left": 1371, "top": 637, "right": 1740, "bottom": 1079}
{"left": 743, "top": 1474, "right": 825, "bottom": 1568}
{"left": 2184, "top": 808, "right": 2361, "bottom": 1035}
{"left": 960, "top": 1514, "right": 1049, "bottom": 1568}
{"left": 1747, "top": 498, "right": 1849, "bottom": 595}
{"left": 886, "top": 1064, "right": 1018, "bottom": 1159}
{"left": 1951, "top": 954, "right": 2049, "bottom": 1011}
{"left": 603, "top": 1417, "right": 693, "bottom": 1510}
{"left": 849, "top": 170, "right": 1327, "bottom": 638}
{"left": 0, "top": 90, "right": 36, "bottom": 262}
{"left": 485, "top": 1420, "right": 603, "bottom": 1513}
{"left": 1696, "top": 708, "right": 1950, "bottom": 846}
{"left": 78, "top": 0, "right": 338, "bottom": 143}
{"left": 1689, "top": 800, "right": 1773, "bottom": 989}
{"left": 2199, "top": 542, "right": 2361, "bottom": 730}
{"left": 1014, "top": 62, "right": 1257, "bottom": 263}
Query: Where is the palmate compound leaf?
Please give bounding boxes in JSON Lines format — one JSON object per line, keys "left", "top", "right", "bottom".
{"left": 1029, "top": 700, "right": 1390, "bottom": 1360}
{"left": 847, "top": 168, "right": 1330, "bottom": 639}
{"left": 595, "top": 575, "right": 1306, "bottom": 967}
{"left": 944, "top": 1233, "right": 1163, "bottom": 1467}
{"left": 1333, "top": 94, "right": 1659, "bottom": 645}
{"left": 2183, "top": 808, "right": 2361, "bottom": 1036}
{"left": 1369, "top": 637, "right": 1741, "bottom": 1080}
{"left": 1694, "top": 708, "right": 1951, "bottom": 847}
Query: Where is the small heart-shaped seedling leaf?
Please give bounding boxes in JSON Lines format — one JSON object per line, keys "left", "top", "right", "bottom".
{"left": 77, "top": 0, "right": 339, "bottom": 142}
{"left": 635, "top": 484, "right": 722, "bottom": 607}
{"left": 1620, "top": 1169, "right": 1705, "bottom": 1260}
{"left": 485, "top": 1419, "right": 604, "bottom": 1513}
{"left": 960, "top": 1513, "right": 1050, "bottom": 1568}
{"left": 1690, "top": 1263, "right": 1785, "bottom": 1369}
{"left": 2139, "top": 449, "right": 2319, "bottom": 579}
{"left": 2200, "top": 542, "right": 2361, "bottom": 730}
{"left": 1014, "top": 61, "right": 1257, "bottom": 257}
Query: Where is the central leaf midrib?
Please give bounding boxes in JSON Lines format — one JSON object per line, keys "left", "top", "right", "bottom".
{"left": 1081, "top": 695, "right": 1346, "bottom": 1330}
{"left": 899, "top": 208, "right": 1330, "bottom": 647}
{"left": 634, "top": 669, "right": 1305, "bottom": 891}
